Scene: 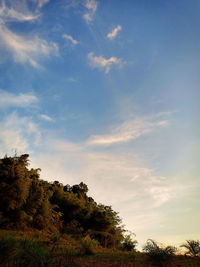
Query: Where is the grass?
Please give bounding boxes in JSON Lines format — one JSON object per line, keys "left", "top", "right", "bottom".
{"left": 0, "top": 230, "right": 200, "bottom": 267}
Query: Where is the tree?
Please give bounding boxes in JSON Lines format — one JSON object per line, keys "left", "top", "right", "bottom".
{"left": 0, "top": 154, "right": 125, "bottom": 247}
{"left": 120, "top": 231, "right": 137, "bottom": 251}
{"left": 180, "top": 240, "right": 200, "bottom": 257}
{"left": 71, "top": 182, "right": 88, "bottom": 197}
{"left": 0, "top": 155, "right": 30, "bottom": 227}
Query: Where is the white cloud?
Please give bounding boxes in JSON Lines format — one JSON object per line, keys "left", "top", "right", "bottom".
{"left": 66, "top": 0, "right": 98, "bottom": 22}
{"left": 32, "top": 0, "right": 50, "bottom": 8}
{"left": 107, "top": 25, "right": 122, "bottom": 40}
{"left": 0, "top": 90, "right": 38, "bottom": 108}
{"left": 0, "top": 128, "right": 28, "bottom": 155}
{"left": 0, "top": 25, "right": 59, "bottom": 68}
{"left": 0, "top": 113, "right": 40, "bottom": 156}
{"left": 40, "top": 114, "right": 53, "bottom": 121}
{"left": 83, "top": 0, "right": 98, "bottom": 22}
{"left": 62, "top": 34, "right": 79, "bottom": 45}
{"left": 85, "top": 0, "right": 97, "bottom": 11}
{"left": 0, "top": 5, "right": 39, "bottom": 22}
{"left": 88, "top": 115, "right": 169, "bottom": 146}
{"left": 0, "top": 1, "right": 58, "bottom": 67}
{"left": 88, "top": 52, "right": 121, "bottom": 73}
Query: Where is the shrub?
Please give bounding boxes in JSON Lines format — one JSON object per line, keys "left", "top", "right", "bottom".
{"left": 79, "top": 235, "right": 99, "bottom": 255}
{"left": 143, "top": 239, "right": 176, "bottom": 267}
{"left": 180, "top": 240, "right": 200, "bottom": 257}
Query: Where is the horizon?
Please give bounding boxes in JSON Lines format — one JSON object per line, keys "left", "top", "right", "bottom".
{"left": 0, "top": 0, "right": 199, "bottom": 249}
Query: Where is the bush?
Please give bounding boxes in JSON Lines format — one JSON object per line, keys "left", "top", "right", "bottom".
{"left": 79, "top": 235, "right": 99, "bottom": 255}
{"left": 180, "top": 240, "right": 200, "bottom": 257}
{"left": 143, "top": 239, "right": 176, "bottom": 267}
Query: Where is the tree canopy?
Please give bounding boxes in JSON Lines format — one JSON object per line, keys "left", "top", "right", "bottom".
{"left": 0, "top": 154, "right": 125, "bottom": 248}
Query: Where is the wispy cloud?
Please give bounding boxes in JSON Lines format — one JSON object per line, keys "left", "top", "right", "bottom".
{"left": 88, "top": 52, "right": 121, "bottom": 73}
{"left": 0, "top": 90, "right": 38, "bottom": 108}
{"left": 67, "top": 77, "right": 78, "bottom": 83}
{"left": 83, "top": 0, "right": 98, "bottom": 22}
{"left": 81, "top": 152, "right": 174, "bottom": 208}
{"left": 0, "top": 25, "right": 59, "bottom": 68}
{"left": 0, "top": 1, "right": 58, "bottom": 68}
{"left": 62, "top": 34, "right": 79, "bottom": 45}
{"left": 0, "top": 112, "right": 40, "bottom": 155}
{"left": 32, "top": 0, "right": 50, "bottom": 8}
{"left": 0, "top": 5, "right": 39, "bottom": 22}
{"left": 107, "top": 25, "right": 122, "bottom": 40}
{"left": 88, "top": 115, "right": 169, "bottom": 146}
{"left": 66, "top": 0, "right": 98, "bottom": 23}
{"left": 40, "top": 114, "right": 53, "bottom": 121}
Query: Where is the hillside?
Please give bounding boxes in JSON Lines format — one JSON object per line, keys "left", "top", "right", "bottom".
{"left": 0, "top": 154, "right": 126, "bottom": 248}
{"left": 0, "top": 154, "right": 199, "bottom": 267}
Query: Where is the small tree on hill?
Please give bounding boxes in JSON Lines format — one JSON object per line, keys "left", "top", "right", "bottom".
{"left": 120, "top": 231, "right": 137, "bottom": 251}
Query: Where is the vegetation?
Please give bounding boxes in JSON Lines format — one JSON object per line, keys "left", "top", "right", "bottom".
{"left": 180, "top": 240, "right": 200, "bottom": 257}
{"left": 0, "top": 234, "right": 19, "bottom": 264}
{"left": 0, "top": 154, "right": 199, "bottom": 266}
{"left": 120, "top": 231, "right": 137, "bottom": 252}
{"left": 0, "top": 154, "right": 124, "bottom": 249}
{"left": 79, "top": 235, "right": 99, "bottom": 255}
{"left": 143, "top": 239, "right": 176, "bottom": 267}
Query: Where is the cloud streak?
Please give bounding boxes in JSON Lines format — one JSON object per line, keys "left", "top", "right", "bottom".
{"left": 40, "top": 114, "right": 53, "bottom": 121}
{"left": 0, "top": 5, "right": 39, "bottom": 22}
{"left": 62, "top": 34, "right": 79, "bottom": 45}
{"left": 0, "top": 26, "right": 58, "bottom": 68}
{"left": 88, "top": 116, "right": 169, "bottom": 146}
{"left": 32, "top": 0, "right": 50, "bottom": 8}
{"left": 0, "top": 1, "right": 58, "bottom": 68}
{"left": 107, "top": 25, "right": 122, "bottom": 39}
{"left": 88, "top": 52, "right": 121, "bottom": 73}
{"left": 0, "top": 90, "right": 38, "bottom": 108}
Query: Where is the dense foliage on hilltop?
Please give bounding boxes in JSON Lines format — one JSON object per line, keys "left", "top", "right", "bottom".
{"left": 0, "top": 154, "right": 124, "bottom": 248}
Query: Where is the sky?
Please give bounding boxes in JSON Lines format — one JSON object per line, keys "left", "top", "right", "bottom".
{"left": 0, "top": 0, "right": 199, "bottom": 249}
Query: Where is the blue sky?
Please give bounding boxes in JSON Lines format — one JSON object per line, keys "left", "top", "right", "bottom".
{"left": 0, "top": 0, "right": 199, "bottom": 249}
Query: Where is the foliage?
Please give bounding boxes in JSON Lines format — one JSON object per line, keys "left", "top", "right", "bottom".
{"left": 18, "top": 239, "right": 47, "bottom": 266}
{"left": 180, "top": 240, "right": 200, "bottom": 257}
{"left": 0, "top": 234, "right": 19, "bottom": 263}
{"left": 79, "top": 235, "right": 99, "bottom": 255}
{"left": 0, "top": 154, "right": 125, "bottom": 249}
{"left": 120, "top": 232, "right": 137, "bottom": 251}
{"left": 0, "top": 233, "right": 47, "bottom": 266}
{"left": 143, "top": 239, "right": 176, "bottom": 266}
